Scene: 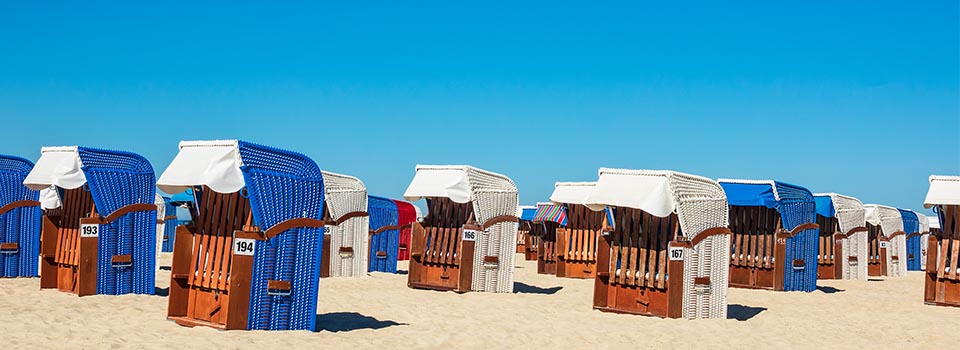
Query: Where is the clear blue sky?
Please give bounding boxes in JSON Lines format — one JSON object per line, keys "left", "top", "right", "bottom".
{"left": 1, "top": 2, "right": 957, "bottom": 215}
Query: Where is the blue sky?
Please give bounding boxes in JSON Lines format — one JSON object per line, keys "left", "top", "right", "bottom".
{"left": 0, "top": 1, "right": 957, "bottom": 215}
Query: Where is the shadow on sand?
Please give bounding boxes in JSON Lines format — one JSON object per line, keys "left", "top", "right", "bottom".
{"left": 727, "top": 304, "right": 766, "bottom": 321}
{"left": 154, "top": 287, "right": 169, "bottom": 297}
{"left": 513, "top": 282, "right": 562, "bottom": 295}
{"left": 315, "top": 312, "right": 406, "bottom": 332}
{"left": 816, "top": 286, "right": 845, "bottom": 294}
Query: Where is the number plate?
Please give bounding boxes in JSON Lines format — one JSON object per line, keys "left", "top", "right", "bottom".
{"left": 462, "top": 229, "right": 478, "bottom": 242}
{"left": 880, "top": 241, "right": 888, "bottom": 249}
{"left": 234, "top": 238, "right": 256, "bottom": 256}
{"left": 669, "top": 246, "right": 684, "bottom": 261}
{"left": 80, "top": 223, "right": 99, "bottom": 238}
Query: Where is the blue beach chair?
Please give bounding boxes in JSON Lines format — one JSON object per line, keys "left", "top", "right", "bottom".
{"left": 0, "top": 155, "right": 42, "bottom": 278}
{"left": 159, "top": 140, "right": 325, "bottom": 331}
{"left": 368, "top": 195, "right": 399, "bottom": 273}
{"left": 24, "top": 146, "right": 157, "bottom": 296}
{"left": 719, "top": 179, "right": 819, "bottom": 292}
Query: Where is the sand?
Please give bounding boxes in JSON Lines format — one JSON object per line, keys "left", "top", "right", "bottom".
{"left": 0, "top": 254, "right": 955, "bottom": 349}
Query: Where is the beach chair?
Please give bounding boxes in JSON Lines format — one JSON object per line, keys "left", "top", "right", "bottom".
{"left": 533, "top": 202, "right": 565, "bottom": 275}
{"left": 718, "top": 179, "right": 819, "bottom": 292}
{"left": 159, "top": 140, "right": 326, "bottom": 331}
{"left": 368, "top": 195, "right": 399, "bottom": 274}
{"left": 924, "top": 216, "right": 940, "bottom": 270}
{"left": 403, "top": 165, "right": 519, "bottom": 293}
{"left": 154, "top": 193, "right": 166, "bottom": 270}
{"left": 550, "top": 182, "right": 607, "bottom": 279}
{"left": 589, "top": 169, "right": 731, "bottom": 319}
{"left": 813, "top": 193, "right": 868, "bottom": 280}
{"left": 319, "top": 171, "right": 369, "bottom": 278}
{"left": 394, "top": 199, "right": 417, "bottom": 261}
{"left": 0, "top": 155, "right": 42, "bottom": 278}
{"left": 159, "top": 196, "right": 178, "bottom": 253}
{"left": 25, "top": 146, "right": 157, "bottom": 296}
{"left": 863, "top": 205, "right": 906, "bottom": 277}
{"left": 922, "top": 175, "right": 959, "bottom": 307}
{"left": 899, "top": 209, "right": 924, "bottom": 271}
{"left": 517, "top": 206, "right": 538, "bottom": 261}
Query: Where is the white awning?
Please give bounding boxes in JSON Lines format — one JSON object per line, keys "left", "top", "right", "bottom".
{"left": 403, "top": 166, "right": 472, "bottom": 203}
{"left": 157, "top": 140, "right": 245, "bottom": 194}
{"left": 23, "top": 146, "right": 86, "bottom": 191}
{"left": 924, "top": 175, "right": 960, "bottom": 208}
{"left": 586, "top": 168, "right": 675, "bottom": 217}
{"left": 929, "top": 216, "right": 941, "bottom": 229}
{"left": 38, "top": 186, "right": 61, "bottom": 209}
{"left": 863, "top": 204, "right": 902, "bottom": 235}
{"left": 549, "top": 182, "right": 596, "bottom": 206}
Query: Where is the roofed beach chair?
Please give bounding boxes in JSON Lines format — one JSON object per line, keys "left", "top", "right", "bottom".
{"left": 718, "top": 179, "right": 819, "bottom": 292}
{"left": 403, "top": 165, "right": 519, "bottom": 293}
{"left": 863, "top": 205, "right": 905, "bottom": 277}
{"left": 813, "top": 193, "right": 868, "bottom": 280}
{"left": 899, "top": 209, "right": 924, "bottom": 271}
{"left": 0, "top": 155, "right": 42, "bottom": 278}
{"left": 516, "top": 205, "right": 536, "bottom": 254}
{"left": 394, "top": 199, "right": 417, "bottom": 261}
{"left": 550, "top": 182, "right": 607, "bottom": 279}
{"left": 368, "top": 195, "right": 399, "bottom": 274}
{"left": 159, "top": 140, "right": 326, "bottom": 330}
{"left": 154, "top": 193, "right": 166, "bottom": 270}
{"left": 588, "top": 169, "right": 731, "bottom": 319}
{"left": 533, "top": 202, "right": 565, "bottom": 275}
{"left": 922, "top": 175, "right": 960, "bottom": 307}
{"left": 320, "top": 171, "right": 369, "bottom": 278}
{"left": 158, "top": 195, "right": 178, "bottom": 253}
{"left": 25, "top": 146, "right": 157, "bottom": 296}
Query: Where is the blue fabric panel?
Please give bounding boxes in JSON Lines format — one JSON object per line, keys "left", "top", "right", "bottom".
{"left": 368, "top": 195, "right": 399, "bottom": 273}
{"left": 169, "top": 189, "right": 194, "bottom": 204}
{"left": 813, "top": 195, "right": 835, "bottom": 218}
{"left": 238, "top": 141, "right": 324, "bottom": 331}
{"left": 77, "top": 147, "right": 156, "bottom": 295}
{"left": 0, "top": 155, "right": 41, "bottom": 278}
{"left": 773, "top": 181, "right": 818, "bottom": 292}
{"left": 520, "top": 207, "right": 537, "bottom": 221}
{"left": 898, "top": 209, "right": 922, "bottom": 271}
{"left": 719, "top": 182, "right": 778, "bottom": 208}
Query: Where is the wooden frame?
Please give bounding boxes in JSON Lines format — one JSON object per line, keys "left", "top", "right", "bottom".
{"left": 816, "top": 214, "right": 842, "bottom": 280}
{"left": 40, "top": 188, "right": 96, "bottom": 295}
{"left": 924, "top": 205, "right": 959, "bottom": 307}
{"left": 555, "top": 204, "right": 604, "bottom": 279}
{"left": 867, "top": 223, "right": 885, "bottom": 276}
{"left": 537, "top": 221, "right": 559, "bottom": 275}
{"left": 166, "top": 187, "right": 329, "bottom": 330}
{"left": 592, "top": 208, "right": 730, "bottom": 318}
{"left": 407, "top": 198, "right": 475, "bottom": 292}
{"left": 727, "top": 206, "right": 784, "bottom": 290}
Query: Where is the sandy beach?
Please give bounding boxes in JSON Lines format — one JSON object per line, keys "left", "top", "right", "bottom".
{"left": 0, "top": 253, "right": 955, "bottom": 350}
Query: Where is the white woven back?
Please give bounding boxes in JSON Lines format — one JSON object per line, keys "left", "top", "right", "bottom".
{"left": 820, "top": 193, "right": 868, "bottom": 280}
{"left": 461, "top": 167, "right": 518, "bottom": 293}
{"left": 322, "top": 171, "right": 369, "bottom": 278}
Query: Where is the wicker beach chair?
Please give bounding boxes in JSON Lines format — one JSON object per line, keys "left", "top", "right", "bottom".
{"left": 813, "top": 193, "right": 868, "bottom": 280}
{"left": 25, "top": 146, "right": 157, "bottom": 296}
{"left": 922, "top": 175, "right": 959, "bottom": 307}
{"left": 320, "top": 171, "right": 369, "bottom": 278}
{"left": 863, "top": 205, "right": 905, "bottom": 277}
{"left": 516, "top": 206, "right": 538, "bottom": 261}
{"left": 394, "top": 200, "right": 417, "bottom": 261}
{"left": 550, "top": 182, "right": 607, "bottom": 279}
{"left": 532, "top": 202, "right": 565, "bottom": 275}
{"left": 159, "top": 140, "right": 326, "bottom": 331}
{"left": 718, "top": 179, "right": 819, "bottom": 292}
{"left": 403, "top": 165, "right": 519, "bottom": 293}
{"left": 588, "top": 169, "right": 731, "bottom": 319}
{"left": 368, "top": 195, "right": 399, "bottom": 274}
{"left": 158, "top": 196, "right": 178, "bottom": 253}
{"left": 0, "top": 155, "right": 42, "bottom": 278}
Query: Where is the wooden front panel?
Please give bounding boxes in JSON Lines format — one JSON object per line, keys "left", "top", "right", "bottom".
{"left": 927, "top": 205, "right": 959, "bottom": 307}
{"left": 169, "top": 188, "right": 252, "bottom": 328}
{"left": 46, "top": 188, "right": 96, "bottom": 294}
{"left": 556, "top": 204, "right": 604, "bottom": 279}
{"left": 816, "top": 215, "right": 839, "bottom": 280}
{"left": 867, "top": 223, "right": 883, "bottom": 277}
{"left": 536, "top": 222, "right": 558, "bottom": 275}
{"left": 594, "top": 208, "right": 679, "bottom": 317}
{"left": 523, "top": 226, "right": 539, "bottom": 261}
{"left": 407, "top": 198, "right": 471, "bottom": 292}
{"left": 728, "top": 206, "right": 779, "bottom": 289}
